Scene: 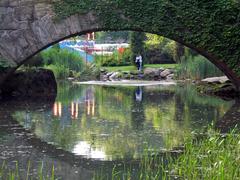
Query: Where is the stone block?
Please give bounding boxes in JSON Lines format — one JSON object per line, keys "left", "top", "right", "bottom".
{"left": 14, "top": 5, "right": 33, "bottom": 21}
{"left": 0, "top": 0, "right": 9, "bottom": 6}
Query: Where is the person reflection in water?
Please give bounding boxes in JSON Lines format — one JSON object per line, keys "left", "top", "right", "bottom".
{"left": 131, "top": 86, "right": 145, "bottom": 130}
{"left": 135, "top": 86, "right": 143, "bottom": 102}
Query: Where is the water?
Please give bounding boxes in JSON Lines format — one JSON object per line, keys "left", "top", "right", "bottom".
{"left": 0, "top": 82, "right": 236, "bottom": 179}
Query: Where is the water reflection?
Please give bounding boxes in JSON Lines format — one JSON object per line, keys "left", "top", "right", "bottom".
{"left": 135, "top": 87, "right": 143, "bottom": 102}
{"left": 53, "top": 102, "right": 62, "bottom": 117}
{"left": 53, "top": 86, "right": 96, "bottom": 119}
{"left": 73, "top": 141, "right": 106, "bottom": 159}
{"left": 12, "top": 82, "right": 233, "bottom": 160}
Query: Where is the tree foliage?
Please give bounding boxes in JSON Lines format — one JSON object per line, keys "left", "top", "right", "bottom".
{"left": 96, "top": 31, "right": 130, "bottom": 43}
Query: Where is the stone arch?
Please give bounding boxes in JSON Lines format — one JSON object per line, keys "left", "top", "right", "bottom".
{"left": 0, "top": 0, "right": 240, "bottom": 90}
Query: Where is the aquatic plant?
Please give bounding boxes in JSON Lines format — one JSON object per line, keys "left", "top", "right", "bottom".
{"left": 0, "top": 161, "right": 55, "bottom": 180}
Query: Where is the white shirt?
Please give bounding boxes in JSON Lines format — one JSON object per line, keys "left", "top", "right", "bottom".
{"left": 136, "top": 55, "right": 142, "bottom": 63}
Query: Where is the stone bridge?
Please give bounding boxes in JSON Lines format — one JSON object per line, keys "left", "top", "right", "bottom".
{"left": 0, "top": 0, "right": 240, "bottom": 90}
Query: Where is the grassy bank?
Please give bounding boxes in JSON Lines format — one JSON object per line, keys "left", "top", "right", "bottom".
{"left": 170, "top": 130, "right": 240, "bottom": 179}
{"left": 94, "top": 129, "right": 240, "bottom": 179}
{"left": 103, "top": 64, "right": 178, "bottom": 72}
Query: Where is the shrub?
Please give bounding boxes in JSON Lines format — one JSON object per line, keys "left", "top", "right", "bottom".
{"left": 79, "top": 64, "right": 100, "bottom": 81}
{"left": 41, "top": 48, "right": 85, "bottom": 79}
{"left": 94, "top": 48, "right": 132, "bottom": 67}
{"left": 176, "top": 55, "right": 223, "bottom": 80}
{"left": 24, "top": 54, "right": 44, "bottom": 67}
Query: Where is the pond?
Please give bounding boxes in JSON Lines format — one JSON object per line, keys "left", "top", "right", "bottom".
{"left": 0, "top": 82, "right": 236, "bottom": 179}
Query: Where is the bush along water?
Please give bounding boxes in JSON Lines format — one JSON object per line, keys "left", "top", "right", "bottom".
{"left": 94, "top": 48, "right": 132, "bottom": 67}
{"left": 23, "top": 44, "right": 102, "bottom": 81}
{"left": 41, "top": 47, "right": 85, "bottom": 79}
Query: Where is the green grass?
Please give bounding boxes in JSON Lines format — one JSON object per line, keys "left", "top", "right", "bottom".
{"left": 103, "top": 64, "right": 178, "bottom": 72}
{"left": 144, "top": 64, "right": 177, "bottom": 69}
{"left": 0, "top": 161, "right": 55, "bottom": 180}
{"left": 170, "top": 129, "right": 240, "bottom": 179}
{"left": 94, "top": 129, "right": 240, "bottom": 179}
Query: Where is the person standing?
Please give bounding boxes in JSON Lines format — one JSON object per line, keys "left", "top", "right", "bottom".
{"left": 135, "top": 55, "right": 139, "bottom": 70}
{"left": 138, "top": 54, "right": 143, "bottom": 71}
{"left": 135, "top": 54, "right": 143, "bottom": 71}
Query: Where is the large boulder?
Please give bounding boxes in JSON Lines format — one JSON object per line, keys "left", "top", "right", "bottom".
{"left": 109, "top": 72, "right": 120, "bottom": 81}
{"left": 144, "top": 68, "right": 160, "bottom": 77}
{"left": 1, "top": 68, "right": 57, "bottom": 99}
{"left": 201, "top": 76, "right": 230, "bottom": 84}
{"left": 106, "top": 72, "right": 113, "bottom": 77}
{"left": 160, "top": 69, "right": 171, "bottom": 78}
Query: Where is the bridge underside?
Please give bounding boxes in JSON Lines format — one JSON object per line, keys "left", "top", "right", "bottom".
{"left": 0, "top": 0, "right": 240, "bottom": 90}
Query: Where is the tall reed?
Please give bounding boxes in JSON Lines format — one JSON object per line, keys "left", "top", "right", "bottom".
{"left": 94, "top": 129, "right": 240, "bottom": 179}
{"left": 0, "top": 161, "right": 55, "bottom": 180}
{"left": 176, "top": 55, "right": 223, "bottom": 80}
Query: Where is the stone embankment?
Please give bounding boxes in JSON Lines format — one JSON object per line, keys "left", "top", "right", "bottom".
{"left": 100, "top": 68, "right": 175, "bottom": 81}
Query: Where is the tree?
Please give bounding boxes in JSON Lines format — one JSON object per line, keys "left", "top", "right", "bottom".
{"left": 95, "top": 31, "right": 130, "bottom": 43}
{"left": 145, "top": 33, "right": 165, "bottom": 49}
{"left": 130, "top": 32, "right": 146, "bottom": 64}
